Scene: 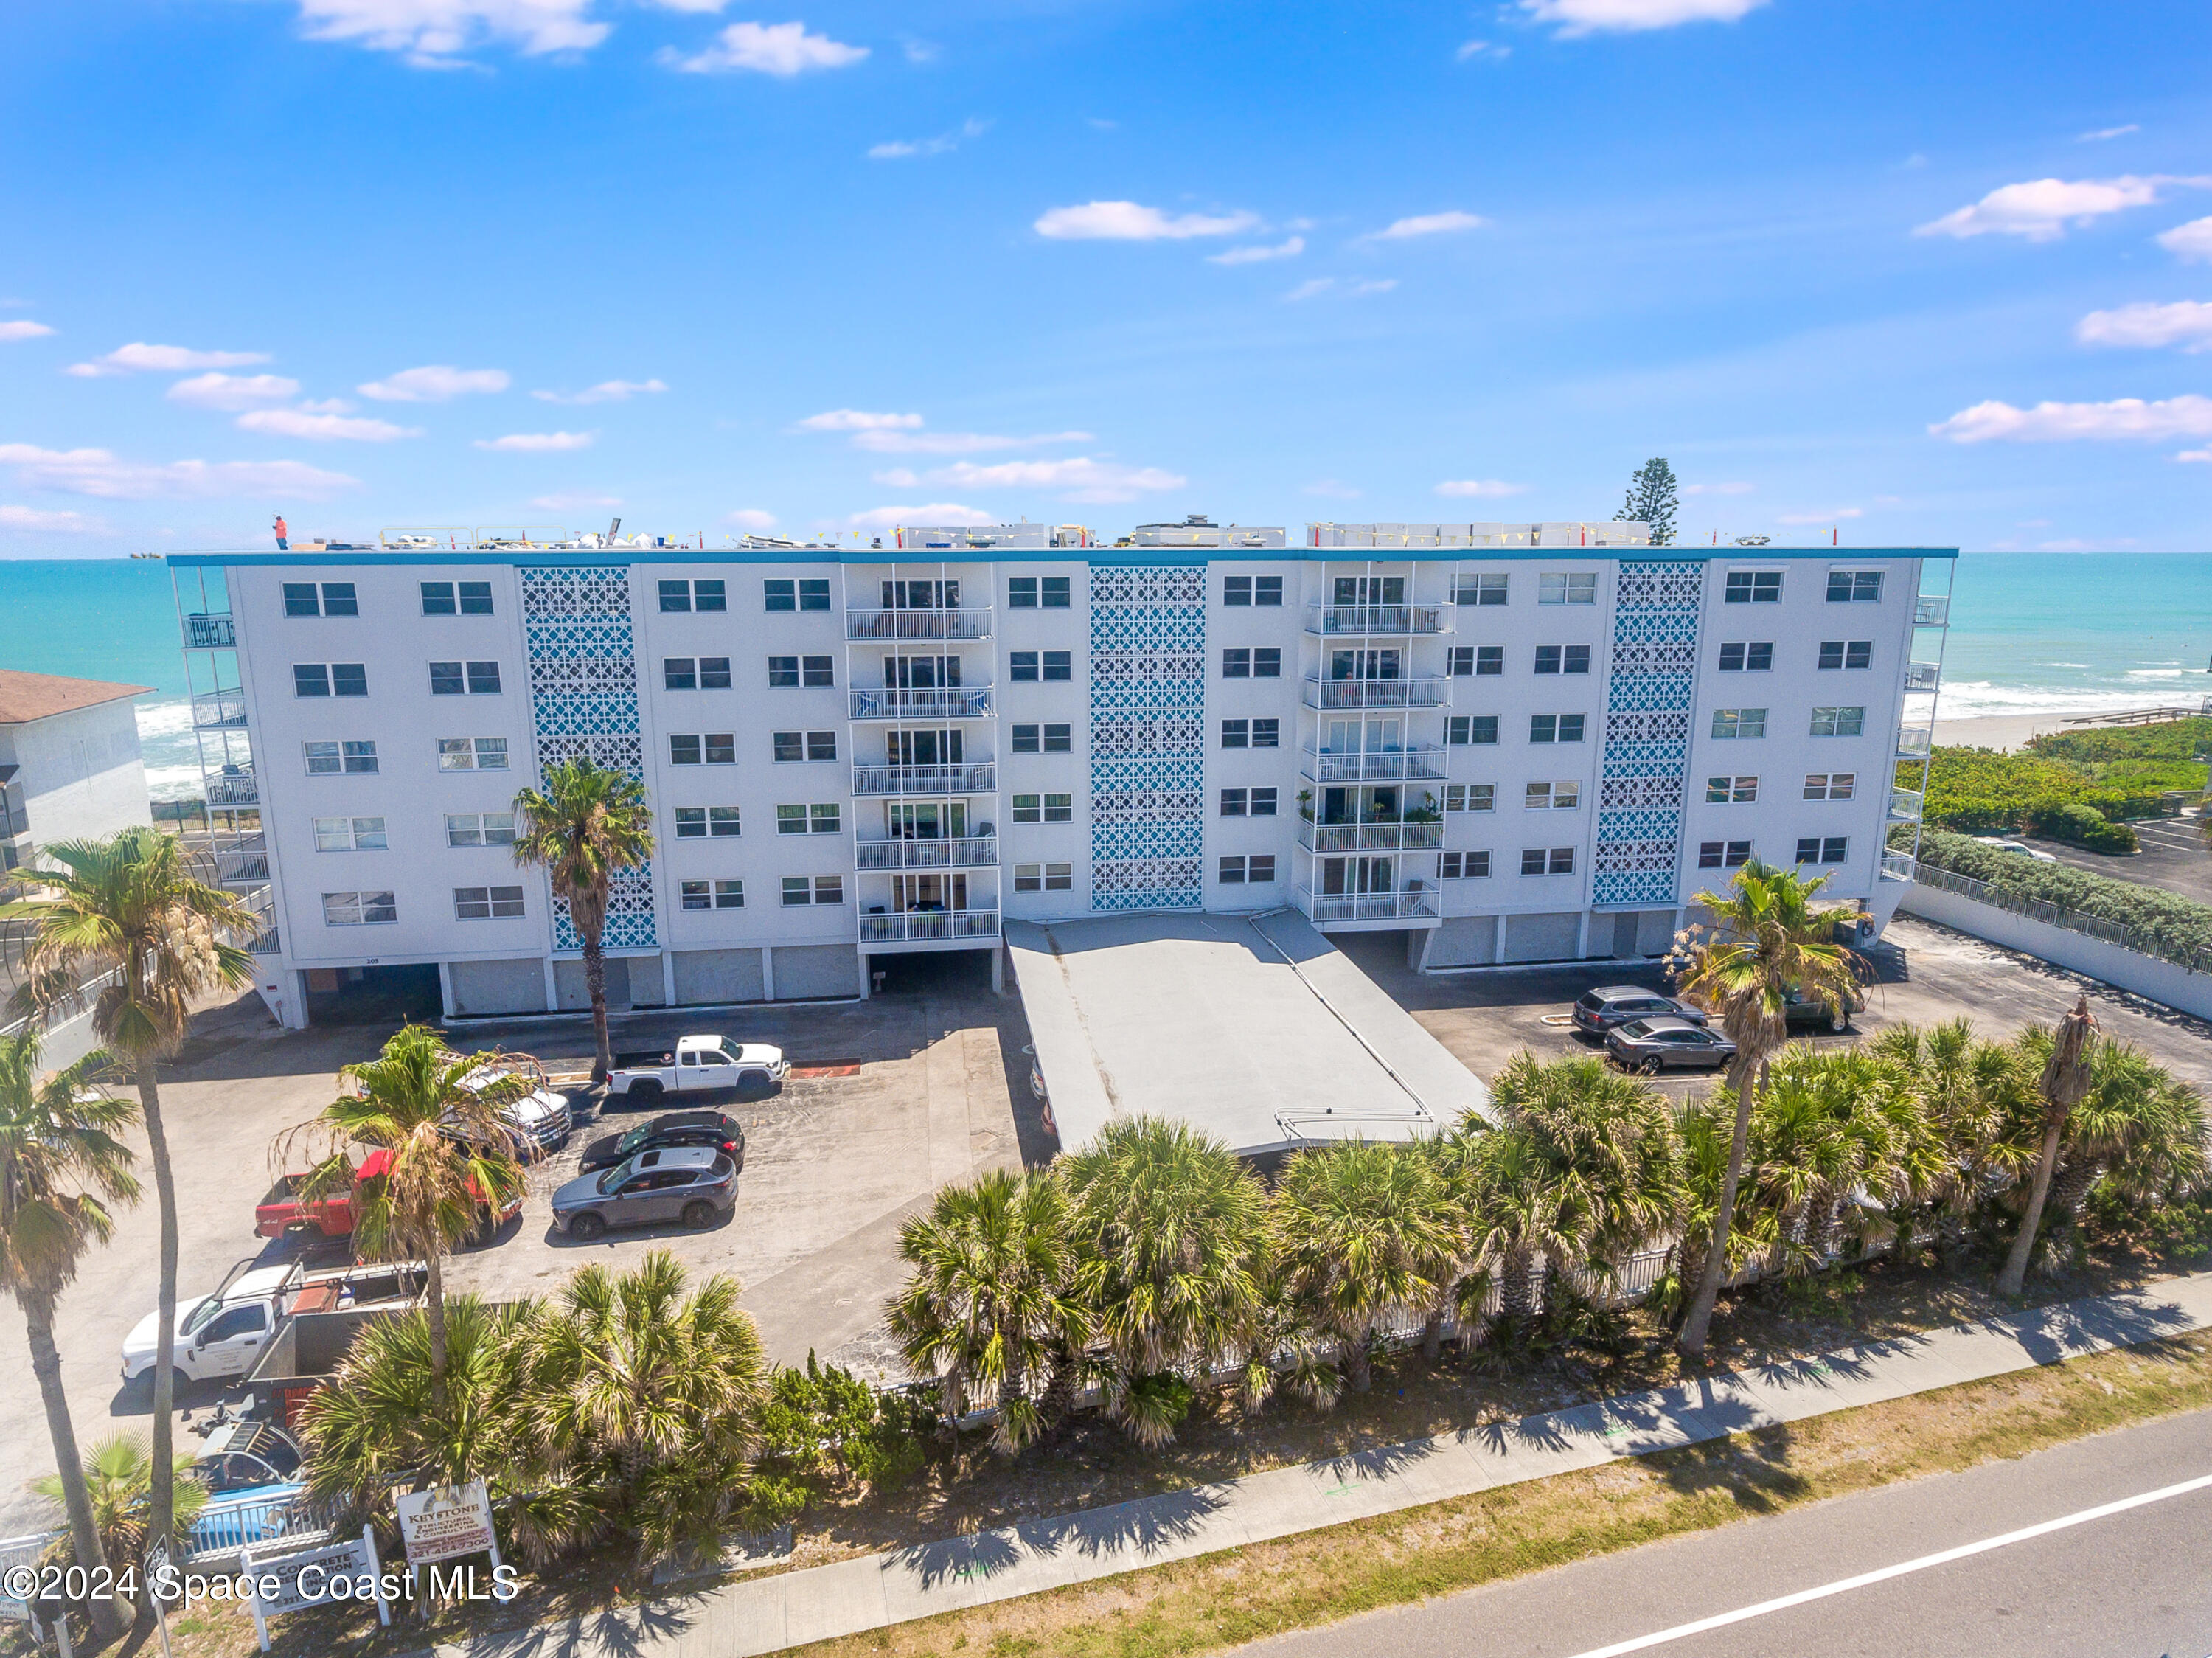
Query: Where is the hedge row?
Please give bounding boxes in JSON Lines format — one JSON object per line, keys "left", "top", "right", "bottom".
{"left": 1916, "top": 744, "right": 2177, "bottom": 836}
{"left": 1913, "top": 828, "right": 2212, "bottom": 962}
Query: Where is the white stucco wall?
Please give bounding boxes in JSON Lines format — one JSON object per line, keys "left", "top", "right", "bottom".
{"left": 0, "top": 697, "right": 152, "bottom": 847}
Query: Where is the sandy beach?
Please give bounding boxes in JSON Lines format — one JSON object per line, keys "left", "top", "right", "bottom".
{"left": 1932, "top": 712, "right": 2082, "bottom": 752}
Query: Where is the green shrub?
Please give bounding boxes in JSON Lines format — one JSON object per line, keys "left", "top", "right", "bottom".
{"left": 736, "top": 1474, "right": 810, "bottom": 1531}
{"left": 1916, "top": 743, "right": 2180, "bottom": 832}
{"left": 2028, "top": 801, "right": 2140, "bottom": 854}
{"left": 1913, "top": 828, "right": 2212, "bottom": 962}
{"left": 758, "top": 1353, "right": 931, "bottom": 1492}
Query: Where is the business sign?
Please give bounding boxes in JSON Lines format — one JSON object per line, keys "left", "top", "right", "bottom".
{"left": 239, "top": 1528, "right": 391, "bottom": 1654}
{"left": 396, "top": 1480, "right": 499, "bottom": 1567}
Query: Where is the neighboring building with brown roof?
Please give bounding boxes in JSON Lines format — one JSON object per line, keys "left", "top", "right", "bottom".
{"left": 0, "top": 668, "right": 153, "bottom": 873}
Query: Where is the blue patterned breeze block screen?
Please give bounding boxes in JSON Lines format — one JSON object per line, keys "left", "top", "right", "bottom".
{"left": 519, "top": 565, "right": 658, "bottom": 952}
{"left": 1592, "top": 561, "right": 1705, "bottom": 908}
{"left": 1089, "top": 563, "right": 1206, "bottom": 910}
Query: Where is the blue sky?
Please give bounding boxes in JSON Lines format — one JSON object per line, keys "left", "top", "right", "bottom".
{"left": 2, "top": 0, "right": 2208, "bottom": 555}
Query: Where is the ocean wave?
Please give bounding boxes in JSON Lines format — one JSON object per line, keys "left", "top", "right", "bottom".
{"left": 1938, "top": 679, "right": 2209, "bottom": 721}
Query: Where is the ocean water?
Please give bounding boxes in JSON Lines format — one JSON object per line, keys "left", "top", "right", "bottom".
{"left": 0, "top": 552, "right": 2205, "bottom": 799}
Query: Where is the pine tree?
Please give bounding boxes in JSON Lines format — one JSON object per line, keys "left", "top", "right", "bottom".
{"left": 1616, "top": 457, "right": 1680, "bottom": 547}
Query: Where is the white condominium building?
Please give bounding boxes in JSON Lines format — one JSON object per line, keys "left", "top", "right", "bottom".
{"left": 164, "top": 519, "right": 1953, "bottom": 1027}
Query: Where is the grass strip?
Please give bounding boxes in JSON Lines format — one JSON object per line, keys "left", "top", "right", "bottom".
{"left": 800, "top": 1331, "right": 2212, "bottom": 1658}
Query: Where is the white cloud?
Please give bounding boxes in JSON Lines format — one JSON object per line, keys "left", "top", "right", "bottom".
{"left": 796, "top": 408, "right": 922, "bottom": 431}
{"left": 900, "top": 36, "right": 938, "bottom": 63}
{"left": 1520, "top": 0, "right": 1767, "bottom": 34}
{"left": 166, "top": 372, "right": 302, "bottom": 411}
{"left": 1207, "top": 236, "right": 1304, "bottom": 266}
{"left": 872, "top": 468, "right": 920, "bottom": 487}
{"left": 849, "top": 502, "right": 994, "bottom": 529}
{"left": 1435, "top": 479, "right": 1526, "bottom": 498}
{"left": 532, "top": 378, "right": 669, "bottom": 404}
{"left": 1914, "top": 175, "right": 2205, "bottom": 242}
{"left": 66, "top": 341, "right": 270, "bottom": 377}
{"left": 358, "top": 364, "right": 510, "bottom": 401}
{"left": 1287, "top": 277, "right": 1397, "bottom": 301}
{"left": 1455, "top": 39, "right": 1507, "bottom": 59}
{"left": 532, "top": 491, "right": 624, "bottom": 510}
{"left": 237, "top": 407, "right": 420, "bottom": 441}
{"left": 0, "top": 321, "right": 55, "bottom": 342}
{"left": 1363, "top": 210, "right": 1486, "bottom": 241}
{"left": 724, "top": 507, "right": 777, "bottom": 530}
{"left": 925, "top": 457, "right": 1185, "bottom": 503}
{"left": 664, "top": 21, "right": 868, "bottom": 75}
{"left": 0, "top": 443, "right": 358, "bottom": 500}
{"left": 867, "top": 118, "right": 987, "bottom": 160}
{"left": 1302, "top": 479, "right": 1362, "bottom": 499}
{"left": 1930, "top": 394, "right": 2212, "bottom": 443}
{"left": 293, "top": 0, "right": 607, "bottom": 65}
{"left": 473, "top": 430, "right": 594, "bottom": 451}
{"left": 1033, "top": 201, "right": 1259, "bottom": 241}
{"left": 853, "top": 428, "right": 1091, "bottom": 455}
{"left": 1683, "top": 480, "right": 1755, "bottom": 496}
{"left": 2079, "top": 124, "right": 2140, "bottom": 142}
{"left": 2157, "top": 217, "right": 2212, "bottom": 263}
{"left": 2076, "top": 300, "right": 2212, "bottom": 353}
{"left": 1777, "top": 507, "right": 1863, "bottom": 524}
{"left": 0, "top": 504, "right": 101, "bottom": 533}
{"left": 649, "top": 0, "right": 730, "bottom": 11}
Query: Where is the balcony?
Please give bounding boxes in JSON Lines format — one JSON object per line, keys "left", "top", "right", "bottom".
{"left": 846, "top": 608, "right": 994, "bottom": 642}
{"left": 849, "top": 686, "right": 994, "bottom": 721}
{"left": 192, "top": 690, "right": 248, "bottom": 729}
{"left": 1301, "top": 676, "right": 1448, "bottom": 711}
{"left": 860, "top": 907, "right": 1002, "bottom": 944}
{"left": 1913, "top": 595, "right": 1950, "bottom": 626}
{"left": 852, "top": 762, "right": 998, "bottom": 797}
{"left": 247, "top": 926, "right": 283, "bottom": 955}
{"left": 1297, "top": 819, "right": 1444, "bottom": 854}
{"left": 186, "top": 613, "right": 236, "bottom": 649}
{"left": 1896, "top": 723, "right": 1933, "bottom": 759}
{"left": 1294, "top": 887, "right": 1441, "bottom": 926}
{"left": 1880, "top": 850, "right": 1915, "bottom": 881}
{"left": 1304, "top": 604, "right": 1452, "bottom": 637}
{"left": 855, "top": 836, "right": 1000, "bottom": 871}
{"left": 1902, "top": 662, "right": 1941, "bottom": 693}
{"left": 205, "top": 774, "right": 260, "bottom": 807}
{"left": 1889, "top": 787, "right": 1924, "bottom": 822}
{"left": 1300, "top": 745, "right": 1447, "bottom": 784}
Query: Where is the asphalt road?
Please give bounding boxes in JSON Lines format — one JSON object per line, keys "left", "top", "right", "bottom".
{"left": 2021, "top": 812, "right": 2212, "bottom": 906}
{"left": 1235, "top": 1405, "right": 2212, "bottom": 1658}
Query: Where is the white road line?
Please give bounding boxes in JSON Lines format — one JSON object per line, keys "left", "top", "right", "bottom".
{"left": 1557, "top": 1471, "right": 2212, "bottom": 1658}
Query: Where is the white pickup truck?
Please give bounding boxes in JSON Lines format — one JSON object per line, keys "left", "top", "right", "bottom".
{"left": 605, "top": 1034, "right": 789, "bottom": 1104}
{"left": 122, "top": 1258, "right": 426, "bottom": 1394}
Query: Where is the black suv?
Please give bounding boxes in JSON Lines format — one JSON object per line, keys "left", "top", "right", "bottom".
{"left": 1571, "top": 986, "right": 1708, "bottom": 1035}
{"left": 576, "top": 1110, "right": 745, "bottom": 1175}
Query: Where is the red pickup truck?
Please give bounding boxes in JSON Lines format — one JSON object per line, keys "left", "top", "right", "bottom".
{"left": 255, "top": 1150, "right": 521, "bottom": 1241}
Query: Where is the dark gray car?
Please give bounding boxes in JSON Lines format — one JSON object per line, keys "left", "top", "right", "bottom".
{"left": 1571, "top": 985, "right": 1708, "bottom": 1035}
{"left": 1605, "top": 1016, "right": 1739, "bottom": 1074}
{"left": 549, "top": 1145, "right": 737, "bottom": 1241}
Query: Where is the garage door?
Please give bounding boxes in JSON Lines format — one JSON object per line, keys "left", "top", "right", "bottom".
{"left": 1425, "top": 917, "right": 1497, "bottom": 967}
{"left": 447, "top": 957, "right": 546, "bottom": 1017}
{"left": 674, "top": 948, "right": 765, "bottom": 1005}
{"left": 772, "top": 943, "right": 860, "bottom": 999}
{"left": 1502, "top": 912, "right": 1581, "bottom": 963}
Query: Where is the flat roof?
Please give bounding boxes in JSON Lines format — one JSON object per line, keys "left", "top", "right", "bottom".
{"left": 164, "top": 545, "right": 1959, "bottom": 568}
{"left": 1006, "top": 909, "right": 1492, "bottom": 1159}
{"left": 0, "top": 669, "right": 152, "bottom": 725}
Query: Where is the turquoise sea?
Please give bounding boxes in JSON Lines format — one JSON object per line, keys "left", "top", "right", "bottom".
{"left": 0, "top": 553, "right": 2206, "bottom": 799}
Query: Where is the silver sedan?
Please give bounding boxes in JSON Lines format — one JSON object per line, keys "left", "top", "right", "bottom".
{"left": 1605, "top": 1016, "right": 1739, "bottom": 1074}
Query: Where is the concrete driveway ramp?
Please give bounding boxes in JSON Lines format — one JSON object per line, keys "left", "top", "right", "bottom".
{"left": 1005, "top": 910, "right": 1492, "bottom": 1158}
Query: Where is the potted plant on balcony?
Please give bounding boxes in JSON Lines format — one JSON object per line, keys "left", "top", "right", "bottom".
{"left": 1297, "top": 789, "right": 1314, "bottom": 822}
{"left": 1403, "top": 791, "right": 1441, "bottom": 825}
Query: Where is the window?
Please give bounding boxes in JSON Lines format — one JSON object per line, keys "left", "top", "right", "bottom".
{"left": 659, "top": 579, "right": 726, "bottom": 613}
{"left": 1818, "top": 640, "right": 1874, "bottom": 670}
{"left": 429, "top": 661, "right": 500, "bottom": 695}
{"left": 437, "top": 737, "right": 508, "bottom": 771}
{"left": 1520, "top": 847, "right": 1575, "bottom": 875}
{"left": 1223, "top": 576, "right": 1250, "bottom": 605}
{"left": 1455, "top": 573, "right": 1508, "bottom": 606}
{"left": 420, "top": 580, "right": 493, "bottom": 616}
{"left": 1539, "top": 572, "right": 1597, "bottom": 606}
{"left": 669, "top": 734, "right": 735, "bottom": 765}
{"left": 1217, "top": 854, "right": 1277, "bottom": 884}
{"left": 1525, "top": 781, "right": 1581, "bottom": 810}
{"left": 768, "top": 656, "right": 799, "bottom": 687}
{"left": 1043, "top": 723, "right": 1071, "bottom": 753}
{"left": 1725, "top": 570, "right": 1783, "bottom": 603}
{"left": 771, "top": 730, "right": 836, "bottom": 763}
{"left": 1009, "top": 651, "right": 1039, "bottom": 681}
{"left": 453, "top": 884, "right": 525, "bottom": 920}
{"left": 1534, "top": 644, "right": 1591, "bottom": 675}
{"left": 1718, "top": 642, "right": 1774, "bottom": 672}
{"left": 294, "top": 663, "right": 367, "bottom": 698}
{"left": 762, "top": 579, "right": 795, "bottom": 611}
{"left": 1013, "top": 794, "right": 1040, "bottom": 824}
{"left": 1222, "top": 648, "right": 1250, "bottom": 677}
{"left": 314, "top": 815, "right": 387, "bottom": 850}
{"left": 1014, "top": 861, "right": 1075, "bottom": 892}
{"left": 1220, "top": 787, "right": 1251, "bottom": 816}
{"left": 1446, "top": 783, "right": 1495, "bottom": 812}
{"left": 1250, "top": 646, "right": 1281, "bottom": 677}
{"left": 1450, "top": 644, "right": 1504, "bottom": 676}
{"left": 1810, "top": 706, "right": 1865, "bottom": 738}
{"left": 1008, "top": 577, "right": 1037, "bottom": 608}
{"left": 1012, "top": 650, "right": 1071, "bottom": 681}
{"left": 1804, "top": 772, "right": 1857, "bottom": 801}
{"left": 322, "top": 890, "right": 397, "bottom": 926}
{"left": 1254, "top": 575, "right": 1282, "bottom": 606}
{"left": 672, "top": 805, "right": 742, "bottom": 839}
{"left": 665, "top": 656, "right": 723, "bottom": 690}
{"left": 1711, "top": 708, "right": 1767, "bottom": 740}
{"left": 1012, "top": 724, "right": 1041, "bottom": 755}
{"left": 1041, "top": 575, "right": 1071, "bottom": 608}
{"left": 444, "top": 812, "right": 516, "bottom": 847}
{"left": 1040, "top": 651, "right": 1071, "bottom": 681}
{"left": 1827, "top": 570, "right": 1883, "bottom": 603}
{"left": 1254, "top": 718, "right": 1281, "bottom": 748}
{"left": 1249, "top": 787, "right": 1278, "bottom": 816}
{"left": 715, "top": 879, "right": 745, "bottom": 908}
{"left": 774, "top": 804, "right": 841, "bottom": 836}
{"left": 1222, "top": 574, "right": 1282, "bottom": 606}
{"left": 762, "top": 577, "right": 829, "bottom": 611}
{"left": 681, "top": 881, "right": 712, "bottom": 911}
{"left": 682, "top": 878, "right": 745, "bottom": 910}
{"left": 285, "top": 582, "right": 357, "bottom": 617}
{"left": 1705, "top": 775, "right": 1759, "bottom": 803}
{"left": 1447, "top": 715, "right": 1499, "bottom": 746}
{"left": 1529, "top": 713, "right": 1585, "bottom": 743}
{"left": 1015, "top": 792, "right": 1074, "bottom": 823}
{"left": 798, "top": 656, "right": 832, "bottom": 687}
{"left": 1222, "top": 719, "right": 1249, "bottom": 749}
{"left": 693, "top": 657, "right": 731, "bottom": 690}
{"left": 305, "top": 740, "right": 378, "bottom": 775}
{"left": 1697, "top": 840, "right": 1753, "bottom": 870}
{"left": 782, "top": 875, "right": 844, "bottom": 906}
{"left": 1796, "top": 836, "right": 1849, "bottom": 865}
{"left": 1441, "top": 851, "right": 1492, "bottom": 878}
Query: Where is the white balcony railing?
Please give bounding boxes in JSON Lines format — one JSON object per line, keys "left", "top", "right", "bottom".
{"left": 1880, "top": 850, "right": 1915, "bottom": 881}
{"left": 192, "top": 690, "right": 248, "bottom": 729}
{"left": 1889, "top": 787, "right": 1924, "bottom": 822}
{"left": 1304, "top": 604, "right": 1453, "bottom": 636}
{"left": 846, "top": 608, "right": 994, "bottom": 642}
{"left": 855, "top": 836, "right": 1001, "bottom": 870}
{"left": 859, "top": 908, "right": 1003, "bottom": 944}
{"left": 1297, "top": 819, "right": 1444, "bottom": 853}
{"left": 1913, "top": 595, "right": 1950, "bottom": 626}
{"left": 206, "top": 774, "right": 260, "bottom": 807}
{"left": 1295, "top": 887, "right": 1441, "bottom": 924}
{"left": 186, "top": 612, "right": 236, "bottom": 649}
{"left": 1301, "top": 676, "right": 1448, "bottom": 710}
{"left": 848, "top": 686, "right": 993, "bottom": 721}
{"left": 1896, "top": 723, "right": 1933, "bottom": 757}
{"left": 1903, "top": 662, "right": 1941, "bottom": 693}
{"left": 1299, "top": 746, "right": 1447, "bottom": 783}
{"left": 852, "top": 763, "right": 997, "bottom": 796}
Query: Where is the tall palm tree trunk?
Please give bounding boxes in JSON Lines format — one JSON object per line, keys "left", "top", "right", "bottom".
{"left": 423, "top": 1249, "right": 451, "bottom": 1415}
{"left": 1678, "top": 1051, "right": 1759, "bottom": 1358}
{"left": 1343, "top": 1331, "right": 1372, "bottom": 1392}
{"left": 1997, "top": 1118, "right": 2065, "bottom": 1297}
{"left": 23, "top": 1294, "right": 127, "bottom": 1640}
{"left": 582, "top": 930, "right": 612, "bottom": 1083}
{"left": 136, "top": 1065, "right": 181, "bottom": 1556}
{"left": 1998, "top": 997, "right": 2097, "bottom": 1298}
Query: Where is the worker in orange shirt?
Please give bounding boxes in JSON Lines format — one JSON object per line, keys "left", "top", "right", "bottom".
{"left": 273, "top": 514, "right": 288, "bottom": 550}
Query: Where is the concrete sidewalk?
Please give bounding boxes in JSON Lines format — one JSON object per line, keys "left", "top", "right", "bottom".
{"left": 448, "top": 1272, "right": 2212, "bottom": 1658}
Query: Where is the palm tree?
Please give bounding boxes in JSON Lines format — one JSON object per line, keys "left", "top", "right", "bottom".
{"left": 1060, "top": 1116, "right": 1266, "bottom": 1443}
{"left": 1745, "top": 1045, "right": 1916, "bottom": 1274}
{"left": 1270, "top": 1140, "right": 1457, "bottom": 1392}
{"left": 276, "top": 1024, "right": 530, "bottom": 1413}
{"left": 1869, "top": 1020, "right": 2039, "bottom": 1259}
{"left": 10, "top": 826, "right": 255, "bottom": 1554}
{"left": 32, "top": 1432, "right": 206, "bottom": 1593}
{"left": 1, "top": 1033, "right": 139, "bottom": 1641}
{"left": 1670, "top": 862, "right": 1859, "bottom": 1356}
{"left": 509, "top": 756, "right": 655, "bottom": 1083}
{"left": 887, "top": 1168, "right": 1083, "bottom": 1454}
{"left": 1997, "top": 997, "right": 2098, "bottom": 1295}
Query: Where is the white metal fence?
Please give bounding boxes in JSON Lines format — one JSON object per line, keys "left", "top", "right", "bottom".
{"left": 1905, "top": 856, "right": 2212, "bottom": 974}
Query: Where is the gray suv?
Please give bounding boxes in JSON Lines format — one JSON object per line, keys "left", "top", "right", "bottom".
{"left": 550, "top": 1145, "right": 737, "bottom": 1241}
